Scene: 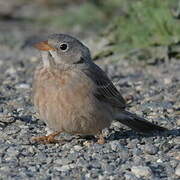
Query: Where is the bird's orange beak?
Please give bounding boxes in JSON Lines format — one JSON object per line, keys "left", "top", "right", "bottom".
{"left": 34, "top": 41, "right": 55, "bottom": 51}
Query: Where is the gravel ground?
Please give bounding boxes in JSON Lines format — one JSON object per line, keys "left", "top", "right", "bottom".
{"left": 0, "top": 22, "right": 180, "bottom": 180}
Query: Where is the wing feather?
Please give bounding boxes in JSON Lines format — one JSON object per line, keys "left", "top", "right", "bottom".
{"left": 83, "top": 64, "right": 126, "bottom": 109}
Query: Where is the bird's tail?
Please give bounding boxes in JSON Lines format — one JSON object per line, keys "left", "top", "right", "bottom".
{"left": 115, "top": 110, "right": 167, "bottom": 133}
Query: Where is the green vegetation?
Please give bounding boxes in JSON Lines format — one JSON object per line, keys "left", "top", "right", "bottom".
{"left": 109, "top": 0, "right": 180, "bottom": 52}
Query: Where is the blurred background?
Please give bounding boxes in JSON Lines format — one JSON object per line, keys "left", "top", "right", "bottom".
{"left": 0, "top": 0, "right": 179, "bottom": 58}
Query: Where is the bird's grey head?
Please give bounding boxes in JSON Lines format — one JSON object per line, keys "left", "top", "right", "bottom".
{"left": 34, "top": 34, "right": 91, "bottom": 66}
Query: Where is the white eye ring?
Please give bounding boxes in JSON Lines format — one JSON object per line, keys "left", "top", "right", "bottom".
{"left": 59, "top": 43, "right": 68, "bottom": 51}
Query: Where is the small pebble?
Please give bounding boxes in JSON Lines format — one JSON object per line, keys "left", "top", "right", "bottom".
{"left": 144, "top": 144, "right": 158, "bottom": 155}
{"left": 173, "top": 137, "right": 180, "bottom": 145}
{"left": 15, "top": 83, "right": 30, "bottom": 89}
{"left": 177, "top": 119, "right": 180, "bottom": 126}
{"left": 131, "top": 166, "right": 152, "bottom": 178}
{"left": 110, "top": 140, "right": 122, "bottom": 151}
{"left": 175, "top": 164, "right": 180, "bottom": 177}
{"left": 73, "top": 145, "right": 83, "bottom": 151}
{"left": 54, "top": 165, "right": 71, "bottom": 172}
{"left": 164, "top": 78, "right": 172, "bottom": 85}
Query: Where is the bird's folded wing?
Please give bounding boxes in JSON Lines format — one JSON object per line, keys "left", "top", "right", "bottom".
{"left": 83, "top": 64, "right": 126, "bottom": 109}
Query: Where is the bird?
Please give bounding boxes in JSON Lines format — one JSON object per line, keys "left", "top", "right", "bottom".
{"left": 32, "top": 34, "right": 166, "bottom": 144}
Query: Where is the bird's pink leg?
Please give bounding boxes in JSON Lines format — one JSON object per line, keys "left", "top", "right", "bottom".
{"left": 97, "top": 132, "right": 105, "bottom": 144}
{"left": 31, "top": 131, "right": 62, "bottom": 144}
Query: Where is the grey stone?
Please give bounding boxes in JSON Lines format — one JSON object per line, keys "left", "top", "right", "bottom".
{"left": 124, "top": 173, "right": 138, "bottom": 180}
{"left": 54, "top": 164, "right": 72, "bottom": 172}
{"left": 131, "top": 166, "right": 152, "bottom": 178}
{"left": 144, "top": 144, "right": 158, "bottom": 155}
{"left": 177, "top": 119, "right": 180, "bottom": 126}
{"left": 73, "top": 145, "right": 83, "bottom": 151}
{"left": 175, "top": 164, "right": 180, "bottom": 177}
{"left": 173, "top": 137, "right": 180, "bottom": 145}
{"left": 110, "top": 140, "right": 123, "bottom": 151}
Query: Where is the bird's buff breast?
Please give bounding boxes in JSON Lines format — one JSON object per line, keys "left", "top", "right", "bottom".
{"left": 33, "top": 67, "right": 112, "bottom": 135}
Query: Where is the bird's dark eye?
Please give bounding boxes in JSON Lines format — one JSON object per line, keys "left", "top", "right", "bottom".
{"left": 59, "top": 43, "right": 68, "bottom": 51}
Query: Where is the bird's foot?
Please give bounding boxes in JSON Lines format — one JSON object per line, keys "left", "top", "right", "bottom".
{"left": 97, "top": 133, "right": 105, "bottom": 144}
{"left": 31, "top": 131, "right": 61, "bottom": 144}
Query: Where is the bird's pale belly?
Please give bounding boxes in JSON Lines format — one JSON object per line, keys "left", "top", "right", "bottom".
{"left": 34, "top": 79, "right": 112, "bottom": 135}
